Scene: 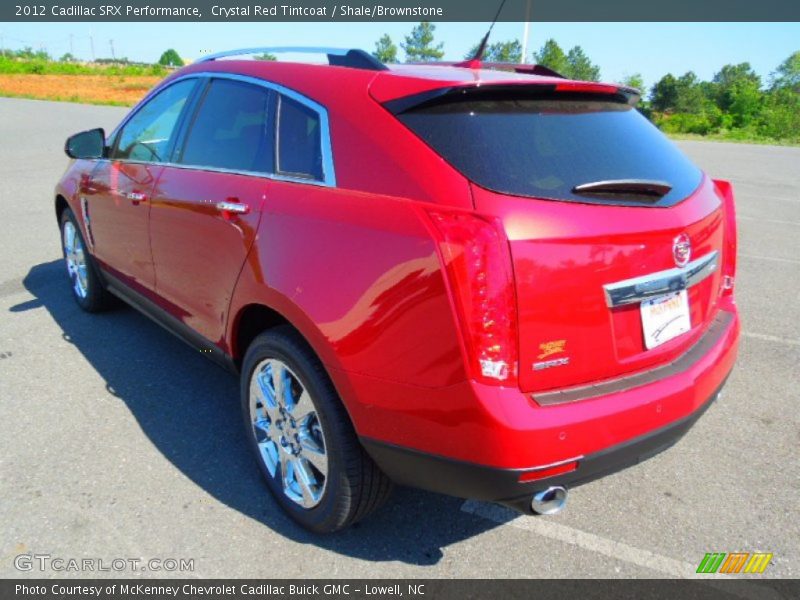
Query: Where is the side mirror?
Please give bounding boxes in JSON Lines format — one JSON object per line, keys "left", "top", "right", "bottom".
{"left": 65, "top": 128, "right": 106, "bottom": 159}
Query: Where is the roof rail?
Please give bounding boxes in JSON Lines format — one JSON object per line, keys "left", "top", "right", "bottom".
{"left": 196, "top": 47, "right": 387, "bottom": 71}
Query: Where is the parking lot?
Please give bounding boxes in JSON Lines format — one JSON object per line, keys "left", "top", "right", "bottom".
{"left": 0, "top": 96, "right": 798, "bottom": 579}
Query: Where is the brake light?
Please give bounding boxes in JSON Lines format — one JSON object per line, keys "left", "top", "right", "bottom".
{"left": 555, "top": 81, "right": 618, "bottom": 95}
{"left": 554, "top": 81, "right": 640, "bottom": 105}
{"left": 427, "top": 211, "right": 517, "bottom": 386}
{"left": 713, "top": 179, "right": 737, "bottom": 297}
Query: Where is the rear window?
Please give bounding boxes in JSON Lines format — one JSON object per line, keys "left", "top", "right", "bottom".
{"left": 397, "top": 95, "right": 702, "bottom": 206}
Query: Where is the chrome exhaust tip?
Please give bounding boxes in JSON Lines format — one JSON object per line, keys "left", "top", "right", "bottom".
{"left": 531, "top": 486, "right": 568, "bottom": 515}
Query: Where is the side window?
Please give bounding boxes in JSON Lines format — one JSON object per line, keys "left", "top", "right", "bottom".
{"left": 277, "top": 94, "right": 323, "bottom": 181}
{"left": 112, "top": 79, "right": 196, "bottom": 163}
{"left": 178, "top": 79, "right": 274, "bottom": 173}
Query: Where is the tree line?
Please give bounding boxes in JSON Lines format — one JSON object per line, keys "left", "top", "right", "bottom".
{"left": 2, "top": 25, "right": 797, "bottom": 144}
{"left": 374, "top": 23, "right": 800, "bottom": 144}
{"left": 1, "top": 45, "right": 185, "bottom": 67}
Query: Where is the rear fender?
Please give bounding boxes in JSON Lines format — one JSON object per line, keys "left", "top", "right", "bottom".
{"left": 225, "top": 184, "right": 468, "bottom": 392}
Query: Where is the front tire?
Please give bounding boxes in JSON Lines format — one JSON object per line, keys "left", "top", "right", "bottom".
{"left": 60, "top": 209, "right": 114, "bottom": 312}
{"left": 241, "top": 326, "right": 392, "bottom": 533}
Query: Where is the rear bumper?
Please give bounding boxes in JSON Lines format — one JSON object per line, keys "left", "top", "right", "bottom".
{"left": 338, "top": 304, "right": 739, "bottom": 505}
{"left": 362, "top": 375, "right": 726, "bottom": 513}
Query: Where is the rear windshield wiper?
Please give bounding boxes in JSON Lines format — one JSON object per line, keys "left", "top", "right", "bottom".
{"left": 572, "top": 179, "right": 672, "bottom": 199}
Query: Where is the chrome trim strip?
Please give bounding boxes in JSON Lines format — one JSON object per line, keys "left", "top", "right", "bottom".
{"left": 197, "top": 46, "right": 351, "bottom": 63}
{"left": 216, "top": 201, "right": 249, "bottom": 214}
{"left": 533, "top": 310, "right": 734, "bottom": 406}
{"left": 603, "top": 250, "right": 719, "bottom": 308}
{"left": 104, "top": 72, "right": 336, "bottom": 188}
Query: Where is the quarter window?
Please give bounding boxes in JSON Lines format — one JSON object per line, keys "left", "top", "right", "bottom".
{"left": 277, "top": 94, "right": 323, "bottom": 181}
{"left": 178, "top": 79, "right": 274, "bottom": 173}
{"left": 112, "top": 79, "right": 196, "bottom": 163}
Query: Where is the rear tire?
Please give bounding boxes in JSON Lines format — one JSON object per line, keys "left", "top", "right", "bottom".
{"left": 60, "top": 208, "right": 114, "bottom": 312}
{"left": 241, "top": 326, "right": 392, "bottom": 533}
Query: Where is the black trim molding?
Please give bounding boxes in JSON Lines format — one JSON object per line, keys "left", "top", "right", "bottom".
{"left": 362, "top": 376, "right": 728, "bottom": 514}
{"left": 101, "top": 269, "right": 237, "bottom": 373}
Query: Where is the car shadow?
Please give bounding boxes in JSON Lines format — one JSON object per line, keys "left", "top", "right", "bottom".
{"left": 14, "top": 260, "right": 510, "bottom": 565}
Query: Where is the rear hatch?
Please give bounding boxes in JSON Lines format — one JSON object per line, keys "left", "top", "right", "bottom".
{"left": 393, "top": 81, "right": 726, "bottom": 393}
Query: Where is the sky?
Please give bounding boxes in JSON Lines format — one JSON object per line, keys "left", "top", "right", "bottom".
{"left": 1, "top": 22, "right": 798, "bottom": 88}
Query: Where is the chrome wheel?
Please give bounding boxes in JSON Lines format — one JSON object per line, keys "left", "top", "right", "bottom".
{"left": 63, "top": 221, "right": 88, "bottom": 299}
{"left": 249, "top": 358, "right": 328, "bottom": 509}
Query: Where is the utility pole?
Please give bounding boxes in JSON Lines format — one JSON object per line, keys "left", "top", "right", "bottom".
{"left": 69, "top": 33, "right": 73, "bottom": 56}
{"left": 109, "top": 39, "right": 115, "bottom": 60}
{"left": 520, "top": 0, "right": 532, "bottom": 64}
{"left": 89, "top": 34, "right": 94, "bottom": 61}
{"left": 0, "top": 33, "right": 4, "bottom": 57}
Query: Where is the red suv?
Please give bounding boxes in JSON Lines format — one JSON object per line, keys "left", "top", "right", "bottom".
{"left": 56, "top": 47, "right": 739, "bottom": 533}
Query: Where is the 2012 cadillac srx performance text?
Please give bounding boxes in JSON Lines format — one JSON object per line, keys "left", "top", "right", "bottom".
{"left": 55, "top": 47, "right": 739, "bottom": 533}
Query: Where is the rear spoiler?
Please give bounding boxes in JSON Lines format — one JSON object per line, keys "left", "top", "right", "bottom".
{"left": 408, "top": 60, "right": 568, "bottom": 79}
{"left": 384, "top": 81, "right": 642, "bottom": 115}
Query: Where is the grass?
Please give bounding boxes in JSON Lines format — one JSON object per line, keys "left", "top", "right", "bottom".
{"left": 666, "top": 132, "right": 800, "bottom": 147}
{"left": 0, "top": 90, "right": 132, "bottom": 107}
{"left": 0, "top": 73, "right": 162, "bottom": 106}
{"left": 0, "top": 55, "right": 167, "bottom": 77}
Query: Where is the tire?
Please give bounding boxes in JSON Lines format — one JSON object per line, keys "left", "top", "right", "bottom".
{"left": 60, "top": 208, "right": 114, "bottom": 312}
{"left": 241, "top": 326, "right": 392, "bottom": 533}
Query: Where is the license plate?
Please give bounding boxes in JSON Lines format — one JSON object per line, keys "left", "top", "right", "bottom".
{"left": 640, "top": 290, "right": 691, "bottom": 350}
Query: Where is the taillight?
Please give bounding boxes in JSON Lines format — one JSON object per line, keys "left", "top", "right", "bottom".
{"left": 713, "top": 179, "right": 737, "bottom": 297}
{"left": 427, "top": 211, "right": 517, "bottom": 386}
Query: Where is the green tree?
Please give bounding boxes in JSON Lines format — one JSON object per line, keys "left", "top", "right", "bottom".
{"left": 758, "top": 88, "right": 800, "bottom": 141}
{"left": 402, "top": 22, "right": 444, "bottom": 62}
{"left": 728, "top": 83, "right": 763, "bottom": 127}
{"left": 651, "top": 72, "right": 707, "bottom": 114}
{"left": 770, "top": 51, "right": 800, "bottom": 92}
{"left": 15, "top": 47, "right": 36, "bottom": 59}
{"left": 711, "top": 63, "right": 761, "bottom": 111}
{"left": 373, "top": 34, "right": 398, "bottom": 63}
{"left": 464, "top": 40, "right": 522, "bottom": 63}
{"left": 621, "top": 74, "right": 649, "bottom": 116}
{"left": 59, "top": 52, "right": 76, "bottom": 63}
{"left": 565, "top": 46, "right": 600, "bottom": 81}
{"left": 620, "top": 73, "right": 645, "bottom": 92}
{"left": 675, "top": 72, "right": 708, "bottom": 113}
{"left": 15, "top": 47, "right": 49, "bottom": 60}
{"left": 254, "top": 53, "right": 277, "bottom": 61}
{"left": 651, "top": 73, "right": 679, "bottom": 112}
{"left": 158, "top": 48, "right": 184, "bottom": 67}
{"left": 533, "top": 39, "right": 569, "bottom": 75}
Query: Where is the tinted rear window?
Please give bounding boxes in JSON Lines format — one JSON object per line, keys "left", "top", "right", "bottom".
{"left": 397, "top": 96, "right": 702, "bottom": 206}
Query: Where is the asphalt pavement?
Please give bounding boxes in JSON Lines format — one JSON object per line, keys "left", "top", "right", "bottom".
{"left": 0, "top": 97, "right": 798, "bottom": 579}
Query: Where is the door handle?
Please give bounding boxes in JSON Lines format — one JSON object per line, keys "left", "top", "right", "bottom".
{"left": 124, "top": 191, "right": 147, "bottom": 205}
{"left": 215, "top": 201, "right": 250, "bottom": 215}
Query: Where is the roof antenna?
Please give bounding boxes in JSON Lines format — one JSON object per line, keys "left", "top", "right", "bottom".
{"left": 456, "top": 0, "right": 510, "bottom": 69}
